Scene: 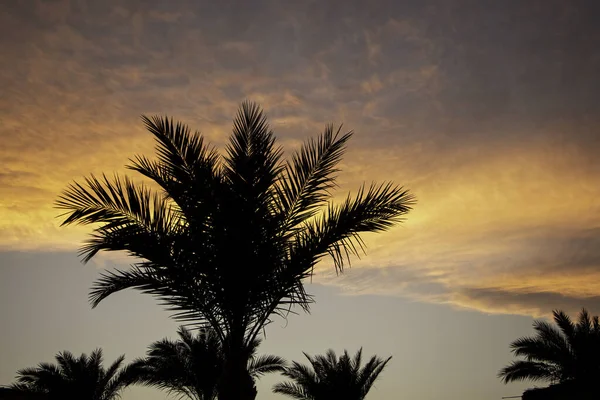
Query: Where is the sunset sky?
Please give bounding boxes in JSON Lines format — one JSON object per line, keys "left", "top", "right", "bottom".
{"left": 1, "top": 0, "right": 599, "bottom": 399}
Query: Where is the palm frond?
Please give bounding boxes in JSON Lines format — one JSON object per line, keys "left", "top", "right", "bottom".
{"left": 56, "top": 174, "right": 179, "bottom": 262}
{"left": 532, "top": 321, "right": 569, "bottom": 350}
{"left": 352, "top": 348, "right": 363, "bottom": 377}
{"left": 248, "top": 355, "right": 287, "bottom": 377}
{"left": 224, "top": 100, "right": 283, "bottom": 197}
{"left": 576, "top": 308, "right": 593, "bottom": 333}
{"left": 14, "top": 364, "right": 63, "bottom": 387}
{"left": 100, "top": 354, "right": 127, "bottom": 399}
{"left": 272, "top": 381, "right": 313, "bottom": 400}
{"left": 499, "top": 308, "right": 600, "bottom": 386}
{"left": 11, "top": 350, "right": 132, "bottom": 400}
{"left": 140, "top": 115, "right": 219, "bottom": 183}
{"left": 8, "top": 383, "right": 45, "bottom": 393}
{"left": 276, "top": 124, "right": 353, "bottom": 232}
{"left": 56, "top": 174, "right": 170, "bottom": 229}
{"left": 358, "top": 355, "right": 392, "bottom": 397}
{"left": 131, "top": 115, "right": 221, "bottom": 223}
{"left": 55, "top": 351, "right": 76, "bottom": 377}
{"left": 498, "top": 361, "right": 558, "bottom": 383}
{"left": 510, "top": 335, "right": 568, "bottom": 364}
{"left": 278, "top": 360, "right": 321, "bottom": 397}
{"left": 275, "top": 349, "right": 389, "bottom": 400}
{"left": 89, "top": 264, "right": 224, "bottom": 337}
{"left": 130, "top": 326, "right": 280, "bottom": 400}
{"left": 291, "top": 182, "right": 414, "bottom": 273}
{"left": 553, "top": 309, "right": 576, "bottom": 343}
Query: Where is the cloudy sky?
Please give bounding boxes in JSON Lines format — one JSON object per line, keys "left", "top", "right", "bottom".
{"left": 1, "top": 0, "right": 599, "bottom": 399}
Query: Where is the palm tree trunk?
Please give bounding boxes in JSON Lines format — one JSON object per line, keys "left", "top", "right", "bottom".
{"left": 218, "top": 328, "right": 256, "bottom": 400}
{"left": 218, "top": 356, "right": 257, "bottom": 400}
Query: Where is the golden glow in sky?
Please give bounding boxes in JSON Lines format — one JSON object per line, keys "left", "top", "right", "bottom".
{"left": 1, "top": 0, "right": 600, "bottom": 319}
{"left": 2, "top": 2, "right": 600, "bottom": 400}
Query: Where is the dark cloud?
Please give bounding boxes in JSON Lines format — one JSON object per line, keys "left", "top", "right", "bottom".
{"left": 503, "top": 228, "right": 600, "bottom": 275}
{"left": 1, "top": 0, "right": 599, "bottom": 316}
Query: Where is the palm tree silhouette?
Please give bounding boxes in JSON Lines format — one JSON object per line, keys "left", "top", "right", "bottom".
{"left": 56, "top": 101, "right": 414, "bottom": 400}
{"left": 129, "top": 326, "right": 285, "bottom": 400}
{"left": 273, "top": 348, "right": 391, "bottom": 400}
{"left": 499, "top": 308, "right": 600, "bottom": 387}
{"left": 9, "top": 349, "right": 136, "bottom": 400}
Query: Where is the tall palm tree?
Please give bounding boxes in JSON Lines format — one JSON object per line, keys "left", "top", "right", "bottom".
{"left": 499, "top": 308, "right": 600, "bottom": 386}
{"left": 56, "top": 101, "right": 414, "bottom": 400}
{"left": 273, "top": 348, "right": 391, "bottom": 400}
{"left": 9, "top": 349, "right": 135, "bottom": 400}
{"left": 129, "top": 326, "right": 286, "bottom": 400}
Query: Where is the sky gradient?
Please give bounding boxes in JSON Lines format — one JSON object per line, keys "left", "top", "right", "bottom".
{"left": 1, "top": 0, "right": 599, "bottom": 399}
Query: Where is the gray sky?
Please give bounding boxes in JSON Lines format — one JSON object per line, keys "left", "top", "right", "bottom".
{"left": 1, "top": 0, "right": 599, "bottom": 399}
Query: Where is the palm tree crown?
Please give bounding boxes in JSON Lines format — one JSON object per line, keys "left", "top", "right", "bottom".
{"left": 56, "top": 101, "right": 414, "bottom": 345}
{"left": 499, "top": 308, "right": 600, "bottom": 385}
{"left": 10, "top": 349, "right": 135, "bottom": 400}
{"left": 129, "top": 326, "right": 286, "bottom": 400}
{"left": 273, "top": 348, "right": 391, "bottom": 400}
{"left": 56, "top": 101, "right": 413, "bottom": 399}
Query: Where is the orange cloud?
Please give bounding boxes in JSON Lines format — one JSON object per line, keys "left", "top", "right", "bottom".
{"left": 1, "top": 0, "right": 599, "bottom": 319}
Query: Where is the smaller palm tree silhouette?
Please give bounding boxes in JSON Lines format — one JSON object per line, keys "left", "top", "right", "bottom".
{"left": 9, "top": 349, "right": 135, "bottom": 400}
{"left": 273, "top": 348, "right": 391, "bottom": 400}
{"left": 129, "top": 326, "right": 286, "bottom": 400}
{"left": 499, "top": 308, "right": 600, "bottom": 385}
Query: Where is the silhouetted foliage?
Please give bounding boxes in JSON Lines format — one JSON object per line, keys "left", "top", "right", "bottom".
{"left": 0, "top": 387, "right": 49, "bottom": 400}
{"left": 522, "top": 380, "right": 596, "bottom": 400}
{"left": 8, "top": 349, "right": 136, "bottom": 400}
{"left": 273, "top": 348, "right": 391, "bottom": 400}
{"left": 56, "top": 101, "right": 414, "bottom": 400}
{"left": 129, "top": 326, "right": 285, "bottom": 400}
{"left": 499, "top": 308, "right": 600, "bottom": 387}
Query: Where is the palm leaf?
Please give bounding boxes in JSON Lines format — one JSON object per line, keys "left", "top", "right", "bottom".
{"left": 358, "top": 355, "right": 392, "bottom": 397}
{"left": 275, "top": 349, "right": 390, "bottom": 400}
{"left": 56, "top": 174, "right": 178, "bottom": 262}
{"left": 498, "top": 360, "right": 558, "bottom": 383}
{"left": 10, "top": 350, "right": 133, "bottom": 400}
{"left": 291, "top": 182, "right": 414, "bottom": 273}
{"left": 248, "top": 355, "right": 287, "bottom": 377}
{"left": 276, "top": 124, "right": 353, "bottom": 232}
{"left": 272, "top": 381, "right": 313, "bottom": 400}
{"left": 499, "top": 308, "right": 600, "bottom": 386}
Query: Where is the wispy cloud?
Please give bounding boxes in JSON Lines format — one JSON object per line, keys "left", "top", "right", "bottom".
{"left": 1, "top": 0, "right": 599, "bottom": 317}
